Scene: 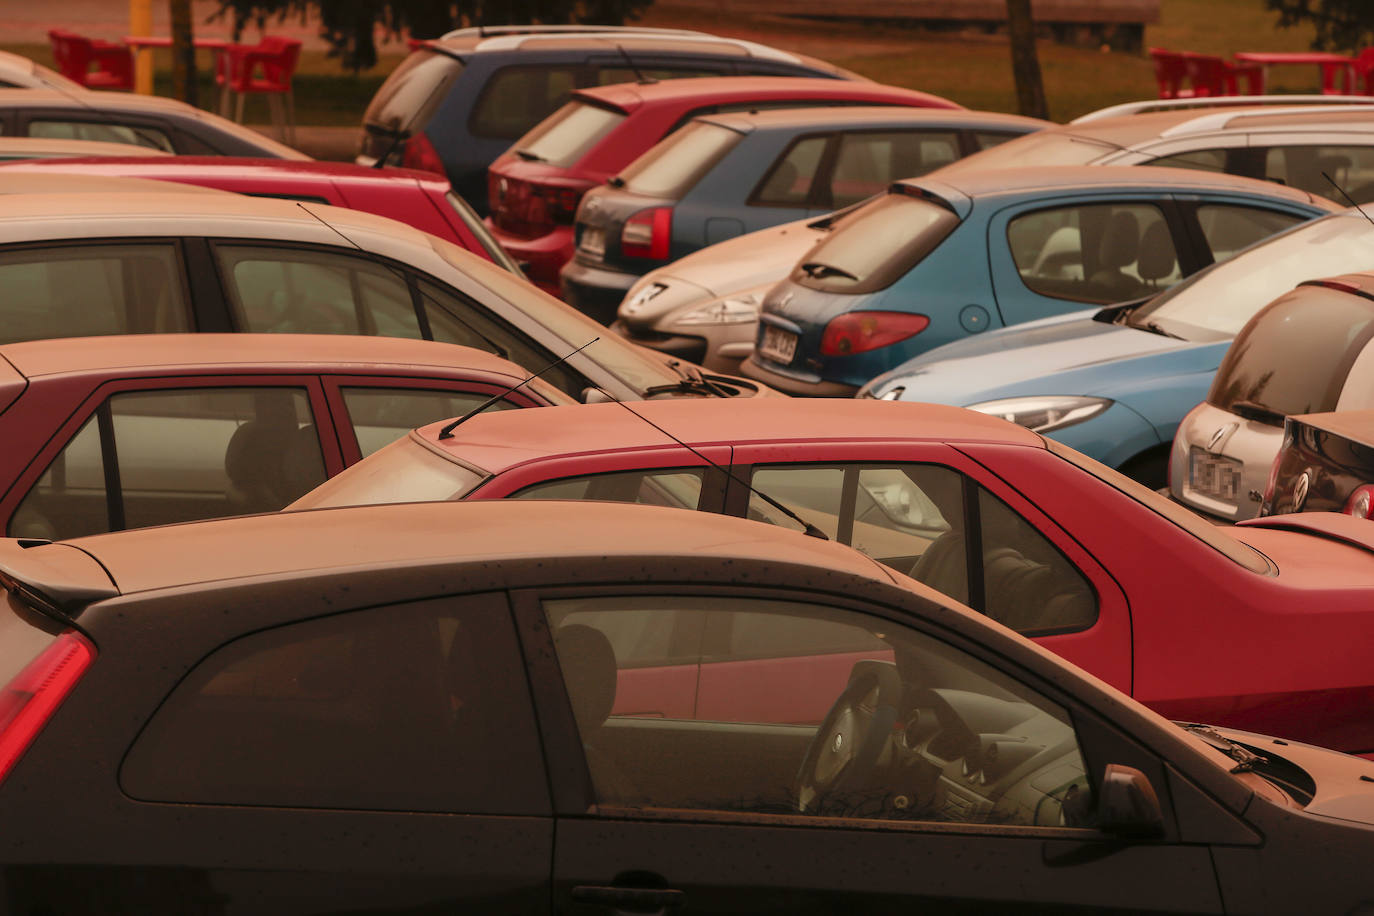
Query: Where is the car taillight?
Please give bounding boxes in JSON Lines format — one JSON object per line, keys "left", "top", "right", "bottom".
{"left": 1345, "top": 484, "right": 1374, "bottom": 519}
{"left": 820, "top": 311, "right": 930, "bottom": 357}
{"left": 621, "top": 207, "right": 672, "bottom": 259}
{"left": 0, "top": 631, "right": 93, "bottom": 786}
{"left": 401, "top": 132, "right": 446, "bottom": 176}
{"left": 532, "top": 182, "right": 584, "bottom": 225}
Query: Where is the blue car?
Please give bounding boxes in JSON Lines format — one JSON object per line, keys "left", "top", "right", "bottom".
{"left": 739, "top": 165, "right": 1338, "bottom": 396}
{"left": 856, "top": 208, "right": 1374, "bottom": 487}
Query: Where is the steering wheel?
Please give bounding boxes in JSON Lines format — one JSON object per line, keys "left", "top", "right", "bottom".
{"left": 796, "top": 661, "right": 902, "bottom": 814}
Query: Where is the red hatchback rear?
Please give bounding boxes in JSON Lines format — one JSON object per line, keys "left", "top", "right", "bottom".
{"left": 486, "top": 76, "right": 960, "bottom": 295}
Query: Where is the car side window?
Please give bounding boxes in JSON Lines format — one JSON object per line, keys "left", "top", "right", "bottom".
{"left": 509, "top": 468, "right": 709, "bottom": 510}
{"left": 9, "top": 387, "right": 324, "bottom": 540}
{"left": 341, "top": 386, "right": 517, "bottom": 457}
{"left": 469, "top": 65, "right": 582, "bottom": 140}
{"left": 27, "top": 119, "right": 174, "bottom": 151}
{"left": 1009, "top": 202, "right": 1179, "bottom": 304}
{"left": 1144, "top": 148, "right": 1229, "bottom": 175}
{"left": 1263, "top": 145, "right": 1374, "bottom": 201}
{"left": 0, "top": 243, "right": 190, "bottom": 344}
{"left": 1194, "top": 204, "right": 1305, "bottom": 262}
{"left": 752, "top": 135, "right": 828, "bottom": 207}
{"left": 122, "top": 595, "right": 548, "bottom": 815}
{"left": 972, "top": 131, "right": 1022, "bottom": 151}
{"left": 217, "top": 245, "right": 422, "bottom": 338}
{"left": 594, "top": 65, "right": 722, "bottom": 85}
{"left": 827, "top": 130, "right": 960, "bottom": 207}
{"left": 545, "top": 594, "right": 1092, "bottom": 827}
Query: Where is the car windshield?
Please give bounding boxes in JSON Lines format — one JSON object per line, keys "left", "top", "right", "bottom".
{"left": 288, "top": 434, "right": 484, "bottom": 511}
{"left": 1129, "top": 214, "right": 1374, "bottom": 341}
{"left": 941, "top": 131, "right": 1118, "bottom": 172}
{"left": 514, "top": 100, "right": 626, "bottom": 168}
{"left": 619, "top": 120, "right": 744, "bottom": 199}
{"left": 1044, "top": 438, "right": 1273, "bottom": 574}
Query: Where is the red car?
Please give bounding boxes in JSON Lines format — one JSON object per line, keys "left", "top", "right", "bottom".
{"left": 0, "top": 157, "right": 523, "bottom": 274}
{"left": 294, "top": 397, "right": 1374, "bottom": 756}
{"left": 0, "top": 333, "right": 569, "bottom": 542}
{"left": 485, "top": 76, "right": 960, "bottom": 295}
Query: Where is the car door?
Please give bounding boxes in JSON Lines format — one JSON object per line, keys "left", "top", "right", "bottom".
{"left": 722, "top": 441, "right": 1132, "bottom": 692}
{"left": 516, "top": 586, "right": 1224, "bottom": 914}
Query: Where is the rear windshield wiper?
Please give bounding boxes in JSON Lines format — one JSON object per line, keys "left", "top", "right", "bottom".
{"left": 1141, "top": 319, "right": 1183, "bottom": 339}
{"left": 514, "top": 148, "right": 545, "bottom": 162}
{"left": 800, "top": 261, "right": 858, "bottom": 281}
{"left": 1230, "top": 400, "right": 1286, "bottom": 426}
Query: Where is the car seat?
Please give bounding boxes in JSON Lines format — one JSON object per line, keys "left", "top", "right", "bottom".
{"left": 1135, "top": 221, "right": 1177, "bottom": 289}
{"left": 1087, "top": 211, "right": 1143, "bottom": 301}
{"left": 223, "top": 418, "right": 296, "bottom": 514}
{"left": 553, "top": 623, "right": 638, "bottom": 803}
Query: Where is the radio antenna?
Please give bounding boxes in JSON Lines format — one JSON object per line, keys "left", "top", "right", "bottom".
{"left": 593, "top": 388, "right": 829, "bottom": 540}
{"left": 438, "top": 338, "right": 599, "bottom": 438}
{"left": 1323, "top": 171, "right": 1374, "bottom": 229}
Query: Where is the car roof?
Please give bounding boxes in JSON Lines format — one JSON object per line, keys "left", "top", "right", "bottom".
{"left": 40, "top": 499, "right": 895, "bottom": 599}
{"left": 0, "top": 137, "right": 172, "bottom": 158}
{"left": 698, "top": 105, "right": 1048, "bottom": 133}
{"left": 908, "top": 164, "right": 1334, "bottom": 206}
{"left": 575, "top": 76, "right": 952, "bottom": 111}
{"left": 0, "top": 333, "right": 530, "bottom": 381}
{"left": 0, "top": 172, "right": 225, "bottom": 197}
{"left": 417, "top": 397, "right": 1043, "bottom": 475}
{"left": 432, "top": 29, "right": 831, "bottom": 68}
{"left": 1052, "top": 104, "right": 1374, "bottom": 149}
{"left": 0, "top": 156, "right": 446, "bottom": 190}
{"left": 0, "top": 88, "right": 202, "bottom": 114}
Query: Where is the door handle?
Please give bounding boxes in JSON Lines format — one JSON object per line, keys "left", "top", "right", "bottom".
{"left": 571, "top": 884, "right": 686, "bottom": 911}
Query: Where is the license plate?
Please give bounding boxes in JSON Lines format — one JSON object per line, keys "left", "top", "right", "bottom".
{"left": 758, "top": 325, "right": 798, "bottom": 364}
{"left": 579, "top": 227, "right": 605, "bottom": 259}
{"left": 1189, "top": 449, "right": 1242, "bottom": 501}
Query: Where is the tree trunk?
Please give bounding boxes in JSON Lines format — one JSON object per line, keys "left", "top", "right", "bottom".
{"left": 169, "top": 0, "right": 198, "bottom": 107}
{"left": 1006, "top": 0, "right": 1048, "bottom": 119}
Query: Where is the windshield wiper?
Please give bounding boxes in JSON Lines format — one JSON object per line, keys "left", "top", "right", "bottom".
{"left": 607, "top": 175, "right": 625, "bottom": 188}
{"left": 800, "top": 261, "right": 858, "bottom": 281}
{"left": 1141, "top": 320, "right": 1183, "bottom": 339}
{"left": 514, "top": 148, "right": 545, "bottom": 162}
{"left": 1180, "top": 723, "right": 1268, "bottom": 773}
{"left": 1230, "top": 400, "right": 1286, "bottom": 426}
{"left": 643, "top": 360, "right": 730, "bottom": 398}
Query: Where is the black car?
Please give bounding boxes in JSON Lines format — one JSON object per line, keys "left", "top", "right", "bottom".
{"left": 1, "top": 499, "right": 1373, "bottom": 912}
{"left": 356, "top": 25, "right": 858, "bottom": 214}
{"left": 1261, "top": 408, "right": 1374, "bottom": 518}
{"left": 0, "top": 88, "right": 308, "bottom": 158}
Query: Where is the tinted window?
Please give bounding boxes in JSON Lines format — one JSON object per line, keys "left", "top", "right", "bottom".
{"left": 1010, "top": 203, "right": 1179, "bottom": 304}
{"left": 1196, "top": 204, "right": 1302, "bottom": 262}
{"left": 342, "top": 387, "right": 517, "bottom": 457}
{"left": 511, "top": 468, "right": 707, "bottom": 509}
{"left": 122, "top": 596, "right": 548, "bottom": 814}
{"left": 1263, "top": 145, "right": 1374, "bottom": 201}
{"left": 793, "top": 191, "right": 960, "bottom": 294}
{"left": 1209, "top": 285, "right": 1374, "bottom": 421}
{"left": 471, "top": 65, "right": 582, "bottom": 141}
{"left": 10, "top": 387, "right": 322, "bottom": 540}
{"left": 594, "top": 65, "right": 720, "bottom": 85}
{"left": 751, "top": 134, "right": 827, "bottom": 207}
{"left": 0, "top": 243, "right": 189, "bottom": 344}
{"left": 972, "top": 130, "right": 1022, "bottom": 151}
{"left": 1146, "top": 148, "right": 1228, "bottom": 174}
{"left": 826, "top": 130, "right": 959, "bottom": 206}
{"left": 362, "top": 49, "right": 463, "bottom": 133}
{"left": 218, "top": 245, "right": 421, "bottom": 337}
{"left": 27, "top": 120, "right": 173, "bottom": 151}
{"left": 619, "top": 120, "right": 743, "bottom": 199}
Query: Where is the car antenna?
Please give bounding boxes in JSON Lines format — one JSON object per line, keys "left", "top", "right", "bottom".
{"left": 437, "top": 337, "right": 599, "bottom": 439}
{"left": 1324, "top": 171, "right": 1374, "bottom": 229}
{"left": 592, "top": 386, "right": 830, "bottom": 540}
{"left": 292, "top": 202, "right": 512, "bottom": 360}
{"left": 616, "top": 44, "right": 655, "bottom": 84}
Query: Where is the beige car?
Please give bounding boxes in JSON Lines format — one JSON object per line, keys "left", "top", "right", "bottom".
{"left": 0, "top": 136, "right": 172, "bottom": 160}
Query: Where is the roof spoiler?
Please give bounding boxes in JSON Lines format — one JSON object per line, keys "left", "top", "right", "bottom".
{"left": 0, "top": 539, "right": 118, "bottom": 619}
{"left": 1236, "top": 511, "right": 1374, "bottom": 556}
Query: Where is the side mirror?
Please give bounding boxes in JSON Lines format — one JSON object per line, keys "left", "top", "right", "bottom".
{"left": 1097, "top": 764, "right": 1165, "bottom": 838}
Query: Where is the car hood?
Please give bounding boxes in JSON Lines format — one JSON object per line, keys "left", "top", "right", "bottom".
{"left": 865, "top": 310, "right": 1219, "bottom": 404}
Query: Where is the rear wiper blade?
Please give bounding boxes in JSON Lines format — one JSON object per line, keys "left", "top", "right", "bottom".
{"left": 1180, "top": 723, "right": 1268, "bottom": 773}
{"left": 800, "top": 261, "right": 858, "bottom": 281}
{"left": 514, "top": 148, "right": 545, "bottom": 162}
{"left": 1230, "top": 400, "right": 1286, "bottom": 425}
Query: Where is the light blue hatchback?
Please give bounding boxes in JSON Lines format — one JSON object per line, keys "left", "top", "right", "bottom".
{"left": 858, "top": 209, "right": 1374, "bottom": 487}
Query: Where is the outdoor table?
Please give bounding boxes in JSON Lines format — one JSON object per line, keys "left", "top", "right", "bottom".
{"left": 124, "top": 36, "right": 233, "bottom": 97}
{"left": 1233, "top": 51, "right": 1356, "bottom": 95}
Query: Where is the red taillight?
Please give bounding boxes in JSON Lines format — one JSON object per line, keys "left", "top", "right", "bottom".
{"left": 533, "top": 182, "right": 584, "bottom": 225}
{"left": 0, "top": 631, "right": 93, "bottom": 785}
{"left": 401, "top": 132, "right": 446, "bottom": 176}
{"left": 1345, "top": 484, "right": 1374, "bottom": 519}
{"left": 621, "top": 207, "right": 672, "bottom": 260}
{"left": 820, "top": 311, "right": 930, "bottom": 356}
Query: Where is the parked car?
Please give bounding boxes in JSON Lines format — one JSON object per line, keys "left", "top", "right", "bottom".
{"left": 0, "top": 333, "right": 570, "bottom": 542}
{"left": 0, "top": 49, "right": 81, "bottom": 91}
{"left": 294, "top": 397, "right": 1374, "bottom": 756}
{"left": 0, "top": 156, "right": 522, "bottom": 273}
{"left": 1171, "top": 273, "right": 1374, "bottom": 521}
{"left": 742, "top": 166, "right": 1336, "bottom": 396}
{"left": 939, "top": 103, "right": 1374, "bottom": 203}
{"left": 1261, "top": 409, "right": 1374, "bottom": 517}
{"left": 0, "top": 88, "right": 309, "bottom": 158}
{"left": 858, "top": 208, "right": 1374, "bottom": 488}
{"left": 6, "top": 499, "right": 1374, "bottom": 911}
{"left": 0, "top": 190, "right": 771, "bottom": 402}
{"left": 1071, "top": 94, "right": 1374, "bottom": 123}
{"left": 564, "top": 105, "right": 1040, "bottom": 322}
{"left": 0, "top": 137, "right": 170, "bottom": 160}
{"left": 358, "top": 25, "right": 863, "bottom": 215}
{"left": 492, "top": 78, "right": 960, "bottom": 299}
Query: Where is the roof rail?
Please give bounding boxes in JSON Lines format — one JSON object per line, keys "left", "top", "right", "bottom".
{"left": 439, "top": 24, "right": 708, "bottom": 40}
{"left": 1072, "top": 94, "right": 1374, "bottom": 124}
{"left": 1159, "top": 103, "right": 1374, "bottom": 137}
{"left": 469, "top": 31, "right": 797, "bottom": 62}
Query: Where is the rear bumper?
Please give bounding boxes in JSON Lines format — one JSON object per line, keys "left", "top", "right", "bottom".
{"left": 741, "top": 355, "right": 859, "bottom": 397}
{"left": 561, "top": 259, "right": 639, "bottom": 326}
{"left": 486, "top": 221, "right": 573, "bottom": 297}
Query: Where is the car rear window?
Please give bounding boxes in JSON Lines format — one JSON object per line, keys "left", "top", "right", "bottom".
{"left": 470, "top": 64, "right": 581, "bottom": 140}
{"left": 363, "top": 49, "right": 463, "bottom": 133}
{"left": 511, "top": 99, "right": 626, "bottom": 168}
{"left": 1208, "top": 284, "right": 1374, "bottom": 422}
{"left": 791, "top": 190, "right": 959, "bottom": 294}
{"left": 620, "top": 120, "right": 744, "bottom": 199}
{"left": 288, "top": 434, "right": 485, "bottom": 510}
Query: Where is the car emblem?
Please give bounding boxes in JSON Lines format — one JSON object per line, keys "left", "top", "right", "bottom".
{"left": 831, "top": 733, "right": 844, "bottom": 753}
{"left": 1293, "top": 471, "right": 1310, "bottom": 511}
{"left": 775, "top": 292, "right": 794, "bottom": 313}
{"left": 1208, "top": 423, "right": 1237, "bottom": 453}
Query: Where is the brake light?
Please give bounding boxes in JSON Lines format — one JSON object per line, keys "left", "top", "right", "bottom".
{"left": 0, "top": 632, "right": 93, "bottom": 786}
{"left": 1345, "top": 484, "right": 1374, "bottom": 519}
{"left": 621, "top": 207, "right": 672, "bottom": 259}
{"left": 401, "top": 132, "right": 446, "bottom": 176}
{"left": 820, "top": 311, "right": 930, "bottom": 356}
{"left": 532, "top": 182, "right": 584, "bottom": 225}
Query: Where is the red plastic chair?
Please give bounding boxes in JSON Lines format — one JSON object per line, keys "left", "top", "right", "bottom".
{"left": 218, "top": 36, "right": 302, "bottom": 144}
{"left": 47, "top": 29, "right": 134, "bottom": 91}
{"left": 1353, "top": 48, "right": 1374, "bottom": 95}
{"left": 1149, "top": 48, "right": 1194, "bottom": 99}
